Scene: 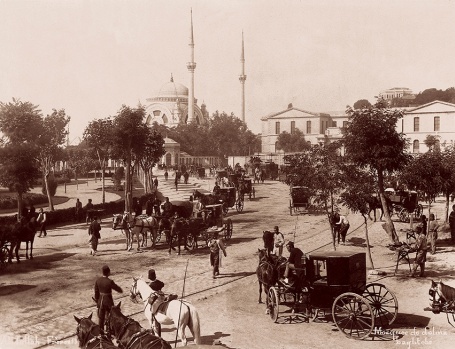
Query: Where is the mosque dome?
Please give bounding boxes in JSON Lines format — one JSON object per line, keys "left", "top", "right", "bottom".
{"left": 157, "top": 76, "right": 188, "bottom": 98}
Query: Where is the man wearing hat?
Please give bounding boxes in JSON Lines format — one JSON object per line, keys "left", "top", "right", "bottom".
{"left": 94, "top": 265, "right": 123, "bottom": 332}
{"left": 272, "top": 226, "right": 285, "bottom": 257}
{"left": 147, "top": 269, "right": 165, "bottom": 337}
{"left": 409, "top": 225, "right": 428, "bottom": 277}
{"left": 282, "top": 241, "right": 304, "bottom": 286}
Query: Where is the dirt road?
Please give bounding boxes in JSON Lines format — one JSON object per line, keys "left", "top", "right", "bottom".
{"left": 1, "top": 176, "right": 454, "bottom": 349}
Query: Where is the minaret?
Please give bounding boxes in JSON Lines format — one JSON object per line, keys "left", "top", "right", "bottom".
{"left": 186, "top": 9, "right": 196, "bottom": 124}
{"left": 239, "top": 31, "right": 247, "bottom": 123}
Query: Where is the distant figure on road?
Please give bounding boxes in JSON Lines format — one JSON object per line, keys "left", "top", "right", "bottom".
{"left": 37, "top": 208, "right": 47, "bottom": 238}
{"left": 153, "top": 177, "right": 158, "bottom": 188}
{"left": 174, "top": 175, "right": 178, "bottom": 191}
{"left": 75, "top": 198, "right": 83, "bottom": 222}
{"left": 164, "top": 171, "right": 169, "bottom": 181}
{"left": 85, "top": 199, "right": 94, "bottom": 224}
{"left": 88, "top": 216, "right": 101, "bottom": 256}
{"left": 208, "top": 231, "right": 227, "bottom": 279}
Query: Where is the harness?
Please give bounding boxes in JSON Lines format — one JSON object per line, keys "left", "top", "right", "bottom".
{"left": 77, "top": 322, "right": 114, "bottom": 349}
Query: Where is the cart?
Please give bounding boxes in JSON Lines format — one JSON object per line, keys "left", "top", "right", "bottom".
{"left": 267, "top": 251, "right": 398, "bottom": 339}
{"left": 426, "top": 280, "right": 455, "bottom": 327}
{"left": 239, "top": 177, "right": 255, "bottom": 200}
{"left": 289, "top": 186, "right": 311, "bottom": 215}
{"left": 384, "top": 188, "right": 423, "bottom": 222}
{"left": 193, "top": 203, "right": 233, "bottom": 246}
{"left": 218, "top": 187, "right": 243, "bottom": 214}
{"left": 197, "top": 167, "right": 206, "bottom": 179}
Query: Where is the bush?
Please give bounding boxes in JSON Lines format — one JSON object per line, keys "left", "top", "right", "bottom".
{"left": 42, "top": 175, "right": 58, "bottom": 197}
{"left": 0, "top": 193, "right": 48, "bottom": 210}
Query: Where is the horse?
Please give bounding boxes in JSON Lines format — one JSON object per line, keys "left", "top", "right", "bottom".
{"left": 366, "top": 195, "right": 384, "bottom": 222}
{"left": 262, "top": 230, "right": 274, "bottom": 254}
{"left": 168, "top": 217, "right": 190, "bottom": 255}
{"left": 107, "top": 302, "right": 171, "bottom": 349}
{"left": 256, "top": 248, "right": 287, "bottom": 313}
{"left": 8, "top": 216, "right": 37, "bottom": 263}
{"left": 429, "top": 280, "right": 455, "bottom": 312}
{"left": 130, "top": 277, "right": 201, "bottom": 346}
{"left": 74, "top": 313, "right": 117, "bottom": 349}
{"left": 113, "top": 212, "right": 158, "bottom": 251}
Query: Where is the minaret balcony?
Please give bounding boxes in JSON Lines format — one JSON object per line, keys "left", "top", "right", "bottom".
{"left": 239, "top": 74, "right": 247, "bottom": 82}
{"left": 187, "top": 62, "right": 197, "bottom": 71}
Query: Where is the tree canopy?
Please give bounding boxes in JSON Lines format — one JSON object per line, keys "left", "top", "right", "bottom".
{"left": 353, "top": 99, "right": 372, "bottom": 110}
{"left": 276, "top": 128, "right": 310, "bottom": 153}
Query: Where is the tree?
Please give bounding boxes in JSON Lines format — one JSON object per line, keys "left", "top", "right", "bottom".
{"left": 344, "top": 100, "right": 411, "bottom": 244}
{"left": 84, "top": 118, "right": 114, "bottom": 204}
{"left": 353, "top": 99, "right": 372, "bottom": 110}
{"left": 0, "top": 99, "right": 42, "bottom": 218}
{"left": 276, "top": 128, "right": 311, "bottom": 153}
{"left": 37, "top": 109, "right": 70, "bottom": 210}
{"left": 110, "top": 105, "right": 150, "bottom": 212}
{"left": 284, "top": 142, "right": 346, "bottom": 250}
{"left": 136, "top": 129, "right": 166, "bottom": 193}
{"left": 339, "top": 165, "right": 377, "bottom": 268}
{"left": 424, "top": 134, "right": 440, "bottom": 152}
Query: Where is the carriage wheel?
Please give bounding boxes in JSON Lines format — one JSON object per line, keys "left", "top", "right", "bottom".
{"left": 268, "top": 287, "right": 280, "bottom": 323}
{"left": 224, "top": 219, "right": 233, "bottom": 240}
{"left": 236, "top": 199, "right": 244, "bottom": 213}
{"left": 399, "top": 208, "right": 410, "bottom": 223}
{"left": 332, "top": 292, "right": 374, "bottom": 340}
{"left": 363, "top": 283, "right": 398, "bottom": 328}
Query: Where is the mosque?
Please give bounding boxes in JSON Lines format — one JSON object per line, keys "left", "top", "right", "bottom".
{"left": 143, "top": 11, "right": 247, "bottom": 168}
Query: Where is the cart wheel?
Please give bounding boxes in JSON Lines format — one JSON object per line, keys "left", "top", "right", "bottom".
{"left": 268, "top": 287, "right": 280, "bottom": 323}
{"left": 332, "top": 292, "right": 374, "bottom": 340}
{"left": 186, "top": 234, "right": 194, "bottom": 249}
{"left": 236, "top": 199, "right": 244, "bottom": 213}
{"left": 399, "top": 208, "right": 409, "bottom": 222}
{"left": 224, "top": 219, "right": 233, "bottom": 240}
{"left": 363, "top": 283, "right": 398, "bottom": 327}
{"left": 290, "top": 200, "right": 293, "bottom": 216}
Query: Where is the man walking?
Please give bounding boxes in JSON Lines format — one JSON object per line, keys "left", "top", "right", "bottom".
{"left": 88, "top": 216, "right": 101, "bottom": 256}
{"left": 94, "top": 265, "right": 123, "bottom": 333}
{"left": 37, "top": 208, "right": 47, "bottom": 237}
{"left": 272, "top": 226, "right": 285, "bottom": 257}
{"left": 208, "top": 231, "right": 227, "bottom": 279}
{"left": 75, "top": 198, "right": 83, "bottom": 222}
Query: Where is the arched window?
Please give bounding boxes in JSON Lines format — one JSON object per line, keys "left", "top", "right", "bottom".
{"left": 414, "top": 117, "right": 420, "bottom": 132}
{"left": 434, "top": 116, "right": 440, "bottom": 131}
{"left": 413, "top": 140, "right": 420, "bottom": 153}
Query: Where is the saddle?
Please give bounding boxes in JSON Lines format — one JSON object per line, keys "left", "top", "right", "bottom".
{"left": 155, "top": 294, "right": 179, "bottom": 314}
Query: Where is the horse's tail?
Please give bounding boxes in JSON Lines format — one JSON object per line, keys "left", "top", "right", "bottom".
{"left": 186, "top": 302, "right": 201, "bottom": 344}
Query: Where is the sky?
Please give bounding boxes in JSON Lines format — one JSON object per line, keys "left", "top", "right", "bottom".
{"left": 1, "top": 0, "right": 455, "bottom": 143}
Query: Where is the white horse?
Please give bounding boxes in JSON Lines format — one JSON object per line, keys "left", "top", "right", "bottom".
{"left": 130, "top": 277, "right": 201, "bottom": 346}
{"left": 112, "top": 212, "right": 158, "bottom": 251}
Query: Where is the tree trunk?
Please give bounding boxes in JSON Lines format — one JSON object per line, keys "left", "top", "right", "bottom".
{"left": 44, "top": 172, "right": 54, "bottom": 211}
{"left": 378, "top": 170, "right": 399, "bottom": 244}
{"left": 125, "top": 160, "right": 131, "bottom": 213}
{"left": 363, "top": 214, "right": 374, "bottom": 269}
{"left": 445, "top": 192, "right": 450, "bottom": 222}
{"left": 17, "top": 193, "right": 23, "bottom": 221}
{"left": 101, "top": 160, "right": 106, "bottom": 204}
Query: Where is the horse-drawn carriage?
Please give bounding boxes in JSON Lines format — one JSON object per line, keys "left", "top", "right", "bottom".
{"left": 239, "top": 177, "right": 255, "bottom": 200}
{"left": 289, "top": 186, "right": 311, "bottom": 215}
{"left": 262, "top": 251, "right": 398, "bottom": 339}
{"left": 426, "top": 280, "right": 455, "bottom": 327}
{"left": 218, "top": 187, "right": 244, "bottom": 214}
{"left": 384, "top": 188, "right": 423, "bottom": 222}
{"left": 197, "top": 167, "right": 206, "bottom": 179}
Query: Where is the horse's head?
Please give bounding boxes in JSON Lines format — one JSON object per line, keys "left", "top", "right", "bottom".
{"left": 258, "top": 248, "right": 269, "bottom": 263}
{"left": 106, "top": 302, "right": 126, "bottom": 339}
{"left": 130, "top": 276, "right": 149, "bottom": 303}
{"left": 74, "top": 313, "right": 100, "bottom": 348}
{"left": 112, "top": 214, "right": 122, "bottom": 230}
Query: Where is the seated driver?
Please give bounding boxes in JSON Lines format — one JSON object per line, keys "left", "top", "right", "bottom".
{"left": 282, "top": 241, "right": 304, "bottom": 286}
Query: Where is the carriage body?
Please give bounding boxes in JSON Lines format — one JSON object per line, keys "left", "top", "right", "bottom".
{"left": 197, "top": 167, "right": 206, "bottom": 178}
{"left": 289, "top": 186, "right": 311, "bottom": 215}
{"left": 384, "top": 188, "right": 423, "bottom": 222}
{"left": 217, "top": 186, "right": 244, "bottom": 213}
{"left": 239, "top": 177, "right": 255, "bottom": 199}
{"left": 308, "top": 251, "right": 366, "bottom": 309}
{"left": 199, "top": 203, "right": 233, "bottom": 243}
{"left": 267, "top": 250, "right": 398, "bottom": 339}
{"left": 169, "top": 200, "right": 194, "bottom": 219}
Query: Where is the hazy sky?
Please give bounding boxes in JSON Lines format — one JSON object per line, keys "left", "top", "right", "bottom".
{"left": 1, "top": 0, "right": 455, "bottom": 142}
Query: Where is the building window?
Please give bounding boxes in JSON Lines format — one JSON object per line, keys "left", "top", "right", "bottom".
{"left": 434, "top": 116, "right": 440, "bottom": 131}
{"left": 413, "top": 140, "right": 419, "bottom": 153}
{"left": 414, "top": 117, "right": 419, "bottom": 132}
{"left": 306, "top": 121, "right": 311, "bottom": 134}
{"left": 275, "top": 122, "right": 280, "bottom": 134}
{"left": 291, "top": 121, "right": 295, "bottom": 134}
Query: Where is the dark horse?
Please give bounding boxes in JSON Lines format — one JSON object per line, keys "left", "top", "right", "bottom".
{"left": 107, "top": 302, "right": 171, "bottom": 349}
{"left": 74, "top": 313, "right": 117, "bottom": 349}
{"left": 256, "top": 248, "right": 286, "bottom": 313}
{"left": 366, "top": 195, "right": 384, "bottom": 222}
{"left": 8, "top": 216, "right": 37, "bottom": 263}
{"left": 168, "top": 217, "right": 189, "bottom": 255}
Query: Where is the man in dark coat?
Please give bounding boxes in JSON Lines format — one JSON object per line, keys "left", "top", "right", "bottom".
{"left": 94, "top": 265, "right": 123, "bottom": 332}
{"left": 147, "top": 269, "right": 165, "bottom": 337}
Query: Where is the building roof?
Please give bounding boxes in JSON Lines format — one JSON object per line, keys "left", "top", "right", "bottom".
{"left": 261, "top": 106, "right": 318, "bottom": 120}
{"left": 405, "top": 100, "right": 455, "bottom": 113}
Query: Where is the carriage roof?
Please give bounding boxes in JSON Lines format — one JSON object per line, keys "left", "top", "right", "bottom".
{"left": 309, "top": 250, "right": 365, "bottom": 260}
{"left": 169, "top": 200, "right": 193, "bottom": 218}
{"left": 193, "top": 188, "right": 212, "bottom": 196}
